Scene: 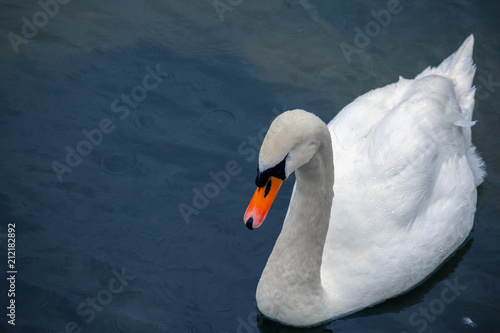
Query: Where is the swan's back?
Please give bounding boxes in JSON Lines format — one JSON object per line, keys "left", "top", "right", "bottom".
{"left": 322, "top": 35, "right": 485, "bottom": 318}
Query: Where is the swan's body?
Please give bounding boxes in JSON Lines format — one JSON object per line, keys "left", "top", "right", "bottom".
{"left": 243, "top": 35, "right": 485, "bottom": 327}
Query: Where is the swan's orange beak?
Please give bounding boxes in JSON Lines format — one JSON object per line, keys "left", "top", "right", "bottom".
{"left": 244, "top": 176, "right": 283, "bottom": 230}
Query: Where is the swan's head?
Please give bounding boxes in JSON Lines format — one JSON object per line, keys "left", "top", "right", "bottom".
{"left": 244, "top": 109, "right": 327, "bottom": 230}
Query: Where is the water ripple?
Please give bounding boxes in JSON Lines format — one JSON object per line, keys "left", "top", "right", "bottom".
{"left": 131, "top": 111, "right": 160, "bottom": 134}
{"left": 97, "top": 148, "right": 138, "bottom": 175}
{"left": 109, "top": 309, "right": 163, "bottom": 333}
{"left": 189, "top": 322, "right": 217, "bottom": 333}
{"left": 200, "top": 109, "right": 236, "bottom": 136}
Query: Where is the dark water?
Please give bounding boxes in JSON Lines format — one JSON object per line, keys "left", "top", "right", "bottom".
{"left": 1, "top": 1, "right": 499, "bottom": 332}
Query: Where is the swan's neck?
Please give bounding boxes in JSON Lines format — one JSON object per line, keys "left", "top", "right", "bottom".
{"left": 259, "top": 128, "right": 334, "bottom": 296}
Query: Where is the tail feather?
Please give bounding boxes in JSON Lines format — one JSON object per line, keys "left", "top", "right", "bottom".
{"left": 416, "top": 35, "right": 485, "bottom": 186}
{"left": 416, "top": 35, "right": 476, "bottom": 120}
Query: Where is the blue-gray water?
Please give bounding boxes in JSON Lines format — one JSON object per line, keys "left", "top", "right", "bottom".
{"left": 1, "top": 1, "right": 499, "bottom": 332}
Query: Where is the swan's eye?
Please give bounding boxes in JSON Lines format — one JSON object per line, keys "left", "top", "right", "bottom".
{"left": 255, "top": 154, "right": 288, "bottom": 187}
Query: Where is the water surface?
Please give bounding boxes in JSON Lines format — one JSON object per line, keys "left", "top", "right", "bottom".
{"left": 1, "top": 1, "right": 499, "bottom": 332}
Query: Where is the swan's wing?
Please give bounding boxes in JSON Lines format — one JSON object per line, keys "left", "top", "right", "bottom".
{"left": 328, "top": 74, "right": 476, "bottom": 231}
{"left": 322, "top": 74, "right": 479, "bottom": 312}
{"left": 415, "top": 35, "right": 485, "bottom": 186}
{"left": 319, "top": 35, "right": 484, "bottom": 319}
{"left": 329, "top": 34, "right": 484, "bottom": 189}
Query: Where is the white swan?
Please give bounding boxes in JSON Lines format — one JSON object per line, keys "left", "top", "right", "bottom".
{"left": 243, "top": 35, "right": 485, "bottom": 327}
